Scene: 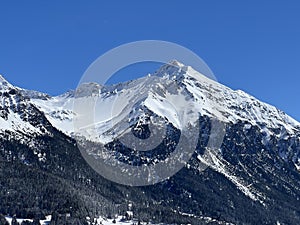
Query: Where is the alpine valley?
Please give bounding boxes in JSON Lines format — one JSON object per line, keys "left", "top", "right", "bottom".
{"left": 0, "top": 61, "right": 300, "bottom": 225}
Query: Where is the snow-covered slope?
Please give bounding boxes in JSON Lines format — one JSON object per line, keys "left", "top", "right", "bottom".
{"left": 24, "top": 61, "right": 299, "bottom": 143}
{"left": 0, "top": 75, "right": 50, "bottom": 137}
{"left": 31, "top": 90, "right": 74, "bottom": 135}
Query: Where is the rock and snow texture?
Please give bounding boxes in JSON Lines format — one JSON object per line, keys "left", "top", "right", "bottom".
{"left": 31, "top": 91, "right": 75, "bottom": 135}
{"left": 0, "top": 75, "right": 50, "bottom": 136}
{"left": 16, "top": 61, "right": 299, "bottom": 142}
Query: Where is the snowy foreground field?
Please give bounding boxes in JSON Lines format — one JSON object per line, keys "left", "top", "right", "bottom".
{"left": 5, "top": 215, "right": 173, "bottom": 225}
{"left": 89, "top": 216, "right": 172, "bottom": 225}
{"left": 5, "top": 215, "right": 51, "bottom": 225}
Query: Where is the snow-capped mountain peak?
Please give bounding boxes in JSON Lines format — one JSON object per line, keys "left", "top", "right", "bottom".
{"left": 0, "top": 74, "right": 14, "bottom": 91}
{"left": 151, "top": 62, "right": 300, "bottom": 132}
{"left": 0, "top": 85, "right": 51, "bottom": 137}
{"left": 154, "top": 59, "right": 214, "bottom": 83}
{"left": 1, "top": 61, "right": 299, "bottom": 143}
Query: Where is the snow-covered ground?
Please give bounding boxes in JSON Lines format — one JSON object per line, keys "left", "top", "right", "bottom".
{"left": 5, "top": 215, "right": 51, "bottom": 225}
{"left": 4, "top": 215, "right": 170, "bottom": 225}
{"left": 88, "top": 215, "right": 171, "bottom": 225}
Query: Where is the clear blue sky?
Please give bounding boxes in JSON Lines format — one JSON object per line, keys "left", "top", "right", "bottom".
{"left": 0, "top": 1, "right": 299, "bottom": 121}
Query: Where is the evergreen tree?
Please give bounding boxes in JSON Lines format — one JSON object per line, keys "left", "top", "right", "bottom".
{"left": 32, "top": 217, "right": 41, "bottom": 225}
{"left": 12, "top": 216, "right": 19, "bottom": 225}
{"left": 0, "top": 214, "right": 9, "bottom": 225}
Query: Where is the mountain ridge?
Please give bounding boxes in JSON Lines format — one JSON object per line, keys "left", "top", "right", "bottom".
{"left": 20, "top": 62, "right": 300, "bottom": 140}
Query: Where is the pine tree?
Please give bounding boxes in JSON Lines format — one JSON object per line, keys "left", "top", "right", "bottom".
{"left": 32, "top": 217, "right": 41, "bottom": 225}
{"left": 12, "top": 216, "right": 19, "bottom": 225}
{"left": 0, "top": 214, "right": 9, "bottom": 225}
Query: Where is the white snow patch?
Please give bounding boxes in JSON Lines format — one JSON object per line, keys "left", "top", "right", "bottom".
{"left": 197, "top": 149, "right": 264, "bottom": 203}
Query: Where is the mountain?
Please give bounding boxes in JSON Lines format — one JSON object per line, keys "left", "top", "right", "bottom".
{"left": 29, "top": 61, "right": 300, "bottom": 141}
{"left": 0, "top": 62, "right": 300, "bottom": 225}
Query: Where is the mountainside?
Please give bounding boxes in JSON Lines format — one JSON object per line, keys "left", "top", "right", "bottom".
{"left": 30, "top": 61, "right": 300, "bottom": 141}
{"left": 0, "top": 62, "right": 300, "bottom": 225}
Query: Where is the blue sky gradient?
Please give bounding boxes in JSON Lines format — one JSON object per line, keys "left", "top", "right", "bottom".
{"left": 0, "top": 1, "right": 299, "bottom": 120}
